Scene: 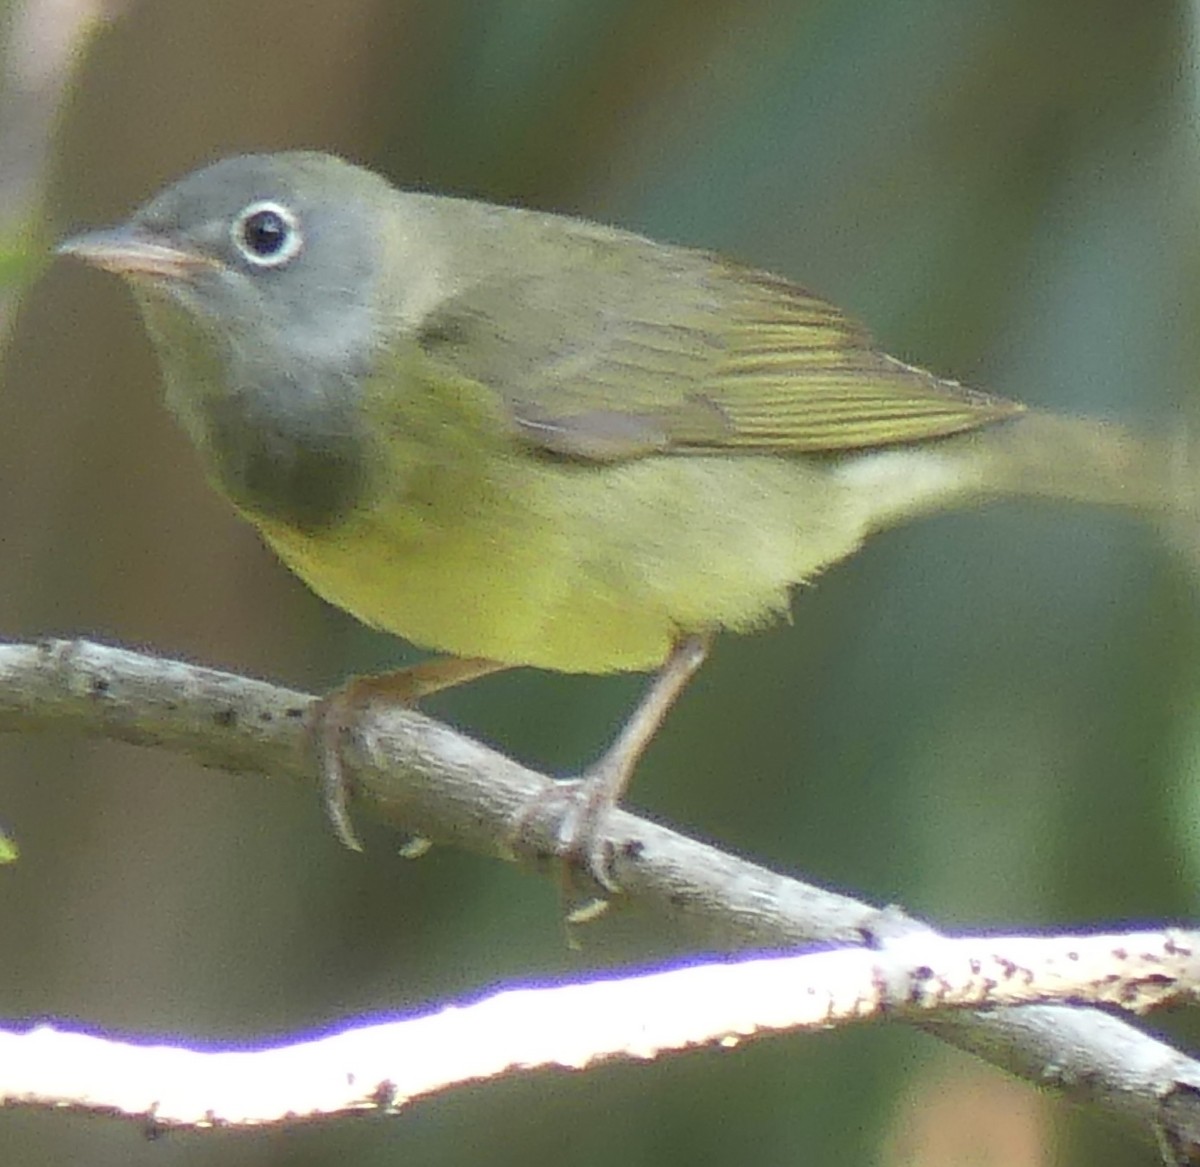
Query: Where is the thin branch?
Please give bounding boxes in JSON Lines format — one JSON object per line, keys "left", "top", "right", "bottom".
{"left": 0, "top": 638, "right": 880, "bottom": 947}
{"left": 2, "top": 928, "right": 1198, "bottom": 1130}
{"left": 2, "top": 639, "right": 1200, "bottom": 1159}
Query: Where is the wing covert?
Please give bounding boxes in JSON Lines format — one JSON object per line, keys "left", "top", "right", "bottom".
{"left": 409, "top": 214, "right": 1023, "bottom": 461}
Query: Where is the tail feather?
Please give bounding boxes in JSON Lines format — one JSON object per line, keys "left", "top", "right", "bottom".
{"left": 833, "top": 410, "right": 1200, "bottom": 565}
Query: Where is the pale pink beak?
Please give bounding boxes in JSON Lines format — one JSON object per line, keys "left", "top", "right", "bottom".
{"left": 56, "top": 228, "right": 217, "bottom": 279}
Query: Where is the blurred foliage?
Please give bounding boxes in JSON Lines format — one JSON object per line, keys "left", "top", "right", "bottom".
{"left": 2, "top": 0, "right": 1200, "bottom": 1164}
{"left": 0, "top": 235, "right": 34, "bottom": 292}
{"left": 0, "top": 219, "right": 51, "bottom": 289}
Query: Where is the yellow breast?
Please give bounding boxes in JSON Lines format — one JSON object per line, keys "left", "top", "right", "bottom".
{"left": 254, "top": 446, "right": 867, "bottom": 675}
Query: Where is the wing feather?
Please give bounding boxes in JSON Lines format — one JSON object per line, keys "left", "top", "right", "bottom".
{"left": 411, "top": 215, "right": 1023, "bottom": 461}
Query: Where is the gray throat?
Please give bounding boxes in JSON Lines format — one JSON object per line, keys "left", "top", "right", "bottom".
{"left": 196, "top": 369, "right": 369, "bottom": 532}
{"left": 141, "top": 295, "right": 371, "bottom": 533}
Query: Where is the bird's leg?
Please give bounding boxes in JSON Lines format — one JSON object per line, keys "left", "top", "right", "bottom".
{"left": 310, "top": 656, "right": 511, "bottom": 850}
{"left": 546, "top": 633, "right": 712, "bottom": 897}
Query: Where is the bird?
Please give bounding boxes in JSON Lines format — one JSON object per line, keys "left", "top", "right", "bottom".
{"left": 56, "top": 151, "right": 1191, "bottom": 888}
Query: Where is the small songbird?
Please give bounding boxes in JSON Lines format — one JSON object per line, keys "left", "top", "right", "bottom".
{"left": 57, "top": 151, "right": 1189, "bottom": 885}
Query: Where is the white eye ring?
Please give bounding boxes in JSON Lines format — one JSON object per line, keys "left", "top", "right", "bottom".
{"left": 231, "top": 200, "right": 303, "bottom": 268}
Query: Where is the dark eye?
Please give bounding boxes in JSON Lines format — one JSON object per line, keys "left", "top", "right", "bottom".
{"left": 231, "top": 200, "right": 302, "bottom": 267}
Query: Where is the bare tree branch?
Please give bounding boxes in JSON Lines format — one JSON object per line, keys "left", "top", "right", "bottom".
{"left": 2, "top": 639, "right": 1200, "bottom": 1160}
{"left": 0, "top": 927, "right": 1197, "bottom": 1131}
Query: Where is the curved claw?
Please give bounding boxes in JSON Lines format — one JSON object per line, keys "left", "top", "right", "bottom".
{"left": 308, "top": 693, "right": 365, "bottom": 852}
{"left": 307, "top": 657, "right": 509, "bottom": 851}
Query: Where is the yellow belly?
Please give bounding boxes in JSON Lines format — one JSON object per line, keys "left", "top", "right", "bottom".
{"left": 253, "top": 450, "right": 866, "bottom": 675}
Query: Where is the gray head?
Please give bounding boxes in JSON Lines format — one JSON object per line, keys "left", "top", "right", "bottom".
{"left": 58, "top": 152, "right": 404, "bottom": 530}
{"left": 58, "top": 151, "right": 407, "bottom": 380}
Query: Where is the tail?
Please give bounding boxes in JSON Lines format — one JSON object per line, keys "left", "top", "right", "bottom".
{"left": 834, "top": 409, "right": 1199, "bottom": 562}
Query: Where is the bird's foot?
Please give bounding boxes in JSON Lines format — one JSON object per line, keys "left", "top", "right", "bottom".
{"left": 510, "top": 719, "right": 668, "bottom": 927}
{"left": 508, "top": 768, "right": 626, "bottom": 932}
{"left": 307, "top": 657, "right": 509, "bottom": 851}
{"left": 509, "top": 634, "right": 713, "bottom": 927}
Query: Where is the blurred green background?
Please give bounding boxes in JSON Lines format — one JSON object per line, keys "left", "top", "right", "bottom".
{"left": 3, "top": 0, "right": 1200, "bottom": 1162}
